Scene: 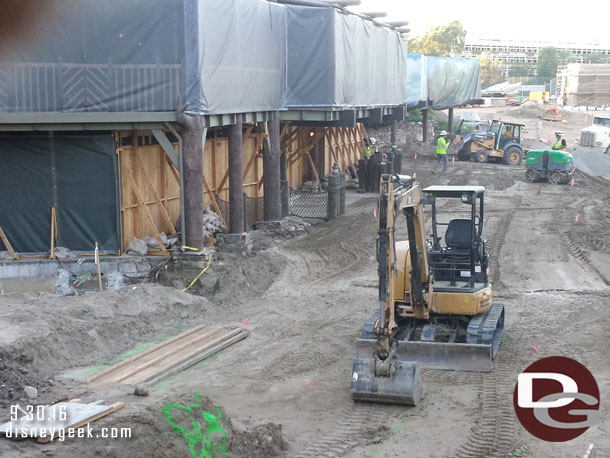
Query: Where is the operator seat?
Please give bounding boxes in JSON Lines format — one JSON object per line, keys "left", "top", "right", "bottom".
{"left": 445, "top": 219, "right": 473, "bottom": 253}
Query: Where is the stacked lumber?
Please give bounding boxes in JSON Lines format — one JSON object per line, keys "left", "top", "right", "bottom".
{"left": 90, "top": 324, "right": 248, "bottom": 385}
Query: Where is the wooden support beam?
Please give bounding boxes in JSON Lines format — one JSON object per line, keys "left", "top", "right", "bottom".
{"left": 242, "top": 134, "right": 267, "bottom": 181}
{"left": 136, "top": 156, "right": 177, "bottom": 235}
{"left": 0, "top": 227, "right": 18, "bottom": 260}
{"left": 123, "top": 164, "right": 167, "bottom": 252}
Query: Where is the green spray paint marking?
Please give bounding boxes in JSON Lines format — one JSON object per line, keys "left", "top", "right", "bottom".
{"left": 163, "top": 393, "right": 227, "bottom": 458}
{"left": 153, "top": 353, "right": 219, "bottom": 389}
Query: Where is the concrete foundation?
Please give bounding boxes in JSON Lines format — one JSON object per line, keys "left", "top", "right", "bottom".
{"left": 0, "top": 256, "right": 167, "bottom": 295}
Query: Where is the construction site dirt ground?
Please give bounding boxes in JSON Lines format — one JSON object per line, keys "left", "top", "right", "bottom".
{"left": 1, "top": 105, "right": 609, "bottom": 457}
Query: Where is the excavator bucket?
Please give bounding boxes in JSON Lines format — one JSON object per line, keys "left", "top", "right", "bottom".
{"left": 351, "top": 337, "right": 494, "bottom": 406}
{"left": 351, "top": 341, "right": 424, "bottom": 406}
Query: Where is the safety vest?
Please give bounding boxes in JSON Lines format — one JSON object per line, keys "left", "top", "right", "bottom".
{"left": 365, "top": 146, "right": 372, "bottom": 158}
{"left": 436, "top": 137, "right": 449, "bottom": 155}
{"left": 554, "top": 139, "right": 564, "bottom": 150}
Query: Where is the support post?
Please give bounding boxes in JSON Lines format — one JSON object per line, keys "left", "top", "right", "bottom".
{"left": 280, "top": 151, "right": 289, "bottom": 218}
{"left": 422, "top": 108, "right": 429, "bottom": 143}
{"left": 228, "top": 114, "right": 244, "bottom": 233}
{"left": 391, "top": 119, "right": 398, "bottom": 147}
{"left": 448, "top": 107, "right": 454, "bottom": 134}
{"left": 264, "top": 114, "right": 282, "bottom": 221}
{"left": 177, "top": 111, "right": 205, "bottom": 248}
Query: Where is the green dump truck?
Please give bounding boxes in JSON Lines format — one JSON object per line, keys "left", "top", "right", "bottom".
{"left": 525, "top": 149, "right": 574, "bottom": 184}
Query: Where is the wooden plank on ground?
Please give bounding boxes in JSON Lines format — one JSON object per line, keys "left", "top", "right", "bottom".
{"left": 0, "top": 227, "right": 18, "bottom": 260}
{"left": 90, "top": 324, "right": 249, "bottom": 386}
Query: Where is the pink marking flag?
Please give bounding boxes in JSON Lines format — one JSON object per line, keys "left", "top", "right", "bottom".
{"left": 243, "top": 318, "right": 248, "bottom": 326}
{"left": 414, "top": 153, "right": 418, "bottom": 160}
{"left": 452, "top": 156, "right": 455, "bottom": 164}
{"left": 305, "top": 381, "right": 314, "bottom": 386}
{"left": 570, "top": 178, "right": 575, "bottom": 187}
{"left": 374, "top": 209, "right": 378, "bottom": 218}
{"left": 532, "top": 345, "right": 542, "bottom": 353}
{"left": 575, "top": 214, "right": 579, "bottom": 223}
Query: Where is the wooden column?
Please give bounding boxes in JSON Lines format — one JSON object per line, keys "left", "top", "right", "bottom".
{"left": 280, "top": 151, "right": 289, "bottom": 218}
{"left": 228, "top": 114, "right": 244, "bottom": 233}
{"left": 448, "top": 107, "right": 454, "bottom": 134}
{"left": 264, "top": 115, "right": 282, "bottom": 221}
{"left": 178, "top": 111, "right": 204, "bottom": 248}
{"left": 422, "top": 108, "right": 429, "bottom": 143}
{"left": 391, "top": 119, "right": 398, "bottom": 146}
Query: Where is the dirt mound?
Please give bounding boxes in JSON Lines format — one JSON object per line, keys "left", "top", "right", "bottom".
{"left": 0, "top": 353, "right": 52, "bottom": 404}
{"left": 53, "top": 393, "right": 287, "bottom": 458}
{"left": 156, "top": 248, "right": 287, "bottom": 306}
{"left": 0, "top": 285, "right": 209, "bottom": 403}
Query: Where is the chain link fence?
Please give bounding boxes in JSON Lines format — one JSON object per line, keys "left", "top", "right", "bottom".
{"left": 215, "top": 195, "right": 265, "bottom": 230}
{"left": 289, "top": 189, "right": 329, "bottom": 220}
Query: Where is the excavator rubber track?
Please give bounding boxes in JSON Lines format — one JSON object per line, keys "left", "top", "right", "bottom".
{"left": 351, "top": 303, "right": 505, "bottom": 406}
{"left": 466, "top": 302, "right": 505, "bottom": 359}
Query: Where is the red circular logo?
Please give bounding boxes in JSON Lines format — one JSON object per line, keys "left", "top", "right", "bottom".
{"left": 513, "top": 356, "right": 600, "bottom": 442}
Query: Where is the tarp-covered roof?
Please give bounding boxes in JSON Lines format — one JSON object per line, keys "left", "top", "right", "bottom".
{"left": 407, "top": 54, "right": 482, "bottom": 109}
{"left": 0, "top": 0, "right": 408, "bottom": 117}
{"left": 286, "top": 6, "right": 408, "bottom": 109}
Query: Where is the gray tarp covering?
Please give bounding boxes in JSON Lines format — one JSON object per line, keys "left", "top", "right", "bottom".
{"left": 0, "top": 0, "right": 286, "bottom": 115}
{"left": 286, "top": 6, "right": 407, "bottom": 108}
{"left": 190, "top": 0, "right": 286, "bottom": 114}
{"left": 0, "top": 0, "right": 184, "bottom": 112}
{"left": 0, "top": 134, "right": 119, "bottom": 253}
{"left": 407, "top": 54, "right": 481, "bottom": 110}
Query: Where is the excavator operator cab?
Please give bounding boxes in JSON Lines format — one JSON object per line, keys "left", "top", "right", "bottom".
{"left": 423, "top": 186, "right": 488, "bottom": 290}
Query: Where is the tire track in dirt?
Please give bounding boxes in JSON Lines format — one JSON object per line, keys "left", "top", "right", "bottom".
{"left": 451, "top": 352, "right": 519, "bottom": 458}
{"left": 291, "top": 404, "right": 391, "bottom": 458}
{"left": 485, "top": 196, "right": 521, "bottom": 287}
{"left": 562, "top": 230, "right": 610, "bottom": 286}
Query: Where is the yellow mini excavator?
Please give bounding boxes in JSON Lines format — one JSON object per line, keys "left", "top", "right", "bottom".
{"left": 351, "top": 174, "right": 505, "bottom": 405}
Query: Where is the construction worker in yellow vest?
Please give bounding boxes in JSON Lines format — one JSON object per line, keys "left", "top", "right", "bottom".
{"left": 552, "top": 131, "right": 567, "bottom": 150}
{"left": 433, "top": 130, "right": 450, "bottom": 174}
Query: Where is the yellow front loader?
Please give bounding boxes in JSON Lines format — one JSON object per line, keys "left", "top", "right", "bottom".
{"left": 351, "top": 174, "right": 505, "bottom": 405}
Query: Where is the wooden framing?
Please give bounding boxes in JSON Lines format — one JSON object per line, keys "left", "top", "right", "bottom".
{"left": 0, "top": 227, "right": 18, "bottom": 260}
{"left": 118, "top": 131, "right": 181, "bottom": 252}
{"left": 115, "top": 123, "right": 365, "bottom": 252}
{"left": 280, "top": 123, "right": 368, "bottom": 191}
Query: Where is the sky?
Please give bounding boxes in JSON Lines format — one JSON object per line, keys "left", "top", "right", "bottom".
{"left": 347, "top": 0, "right": 610, "bottom": 45}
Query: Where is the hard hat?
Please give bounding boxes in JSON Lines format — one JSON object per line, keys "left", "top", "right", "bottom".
{"left": 440, "top": 130, "right": 448, "bottom": 136}
{"left": 555, "top": 131, "right": 563, "bottom": 136}
{"left": 369, "top": 137, "right": 377, "bottom": 144}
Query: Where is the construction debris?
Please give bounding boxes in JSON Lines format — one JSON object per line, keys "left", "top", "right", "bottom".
{"left": 202, "top": 206, "right": 225, "bottom": 239}
{"left": 125, "top": 238, "right": 149, "bottom": 256}
{"left": 90, "top": 324, "right": 249, "bottom": 386}
{"left": 265, "top": 216, "right": 311, "bottom": 239}
{"left": 53, "top": 247, "right": 77, "bottom": 259}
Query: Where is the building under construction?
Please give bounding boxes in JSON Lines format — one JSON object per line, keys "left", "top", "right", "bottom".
{"left": 557, "top": 63, "right": 610, "bottom": 107}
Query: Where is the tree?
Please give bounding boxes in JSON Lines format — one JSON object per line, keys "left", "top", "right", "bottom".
{"left": 508, "top": 64, "right": 529, "bottom": 77}
{"left": 480, "top": 56, "right": 504, "bottom": 88}
{"left": 408, "top": 21, "right": 466, "bottom": 57}
{"left": 537, "top": 47, "right": 559, "bottom": 78}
